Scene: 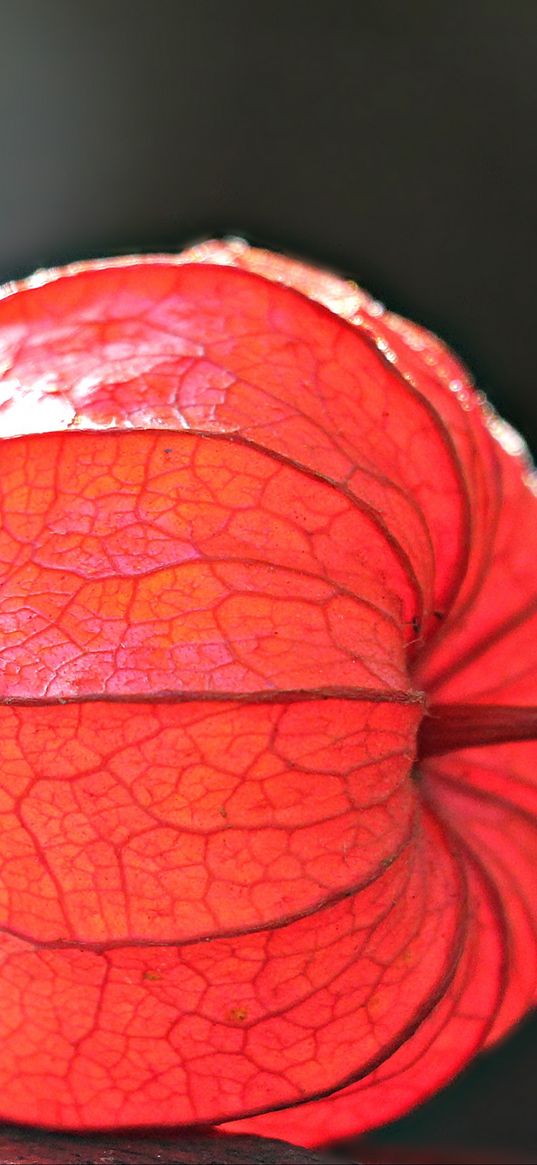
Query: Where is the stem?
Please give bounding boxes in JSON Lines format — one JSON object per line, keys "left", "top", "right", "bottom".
{"left": 418, "top": 704, "right": 537, "bottom": 758}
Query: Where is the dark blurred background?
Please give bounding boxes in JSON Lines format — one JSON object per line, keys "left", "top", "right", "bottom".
{"left": 0, "top": 1, "right": 536, "bottom": 1162}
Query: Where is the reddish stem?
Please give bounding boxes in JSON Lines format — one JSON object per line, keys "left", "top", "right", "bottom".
{"left": 418, "top": 704, "right": 537, "bottom": 758}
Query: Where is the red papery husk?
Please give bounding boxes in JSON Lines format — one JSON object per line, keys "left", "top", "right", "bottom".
{"left": 0, "top": 240, "right": 535, "bottom": 1146}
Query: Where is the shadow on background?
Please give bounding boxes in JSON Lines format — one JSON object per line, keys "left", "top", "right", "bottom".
{"left": 1, "top": 2, "right": 536, "bottom": 1162}
{"left": 344, "top": 1014, "right": 537, "bottom": 1161}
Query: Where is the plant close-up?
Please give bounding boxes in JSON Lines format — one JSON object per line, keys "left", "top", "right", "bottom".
{"left": 0, "top": 238, "right": 535, "bottom": 1151}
